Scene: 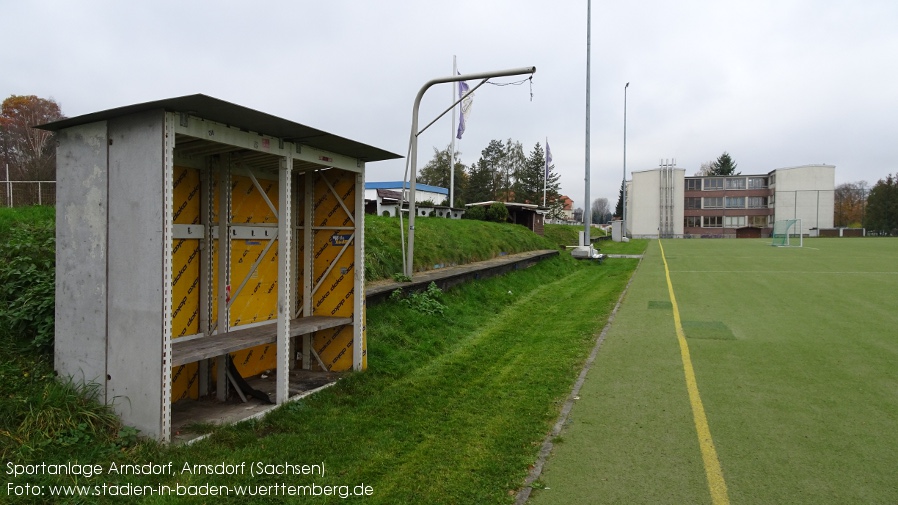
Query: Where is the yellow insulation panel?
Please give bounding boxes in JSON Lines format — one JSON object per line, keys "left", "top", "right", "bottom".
{"left": 173, "top": 165, "right": 201, "bottom": 225}
{"left": 171, "top": 166, "right": 201, "bottom": 401}
{"left": 229, "top": 239, "right": 279, "bottom": 327}
{"left": 227, "top": 174, "right": 279, "bottom": 377}
{"left": 309, "top": 170, "right": 361, "bottom": 372}
{"left": 172, "top": 166, "right": 365, "bottom": 398}
{"left": 231, "top": 174, "right": 278, "bottom": 224}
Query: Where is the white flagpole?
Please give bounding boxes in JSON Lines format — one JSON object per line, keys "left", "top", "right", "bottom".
{"left": 449, "top": 55, "right": 457, "bottom": 208}
{"left": 543, "top": 138, "right": 547, "bottom": 207}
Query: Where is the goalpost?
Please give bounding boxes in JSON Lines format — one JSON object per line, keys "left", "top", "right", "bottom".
{"left": 771, "top": 219, "right": 803, "bottom": 247}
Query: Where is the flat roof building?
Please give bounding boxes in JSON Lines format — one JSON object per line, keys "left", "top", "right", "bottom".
{"left": 626, "top": 163, "right": 834, "bottom": 239}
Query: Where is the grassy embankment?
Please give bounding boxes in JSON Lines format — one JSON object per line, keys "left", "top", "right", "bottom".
{"left": 0, "top": 207, "right": 643, "bottom": 504}
{"left": 363, "top": 216, "right": 594, "bottom": 280}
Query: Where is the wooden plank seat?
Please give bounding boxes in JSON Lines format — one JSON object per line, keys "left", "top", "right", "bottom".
{"left": 171, "top": 316, "right": 352, "bottom": 367}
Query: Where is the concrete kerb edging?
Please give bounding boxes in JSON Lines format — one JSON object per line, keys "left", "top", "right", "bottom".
{"left": 514, "top": 252, "right": 647, "bottom": 504}
{"left": 366, "top": 250, "right": 559, "bottom": 304}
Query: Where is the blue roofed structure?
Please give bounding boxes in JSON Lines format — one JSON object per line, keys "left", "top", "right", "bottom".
{"left": 363, "top": 181, "right": 463, "bottom": 219}
{"left": 364, "top": 181, "right": 448, "bottom": 195}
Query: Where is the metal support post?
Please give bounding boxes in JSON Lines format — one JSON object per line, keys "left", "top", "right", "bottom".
{"left": 405, "top": 65, "right": 536, "bottom": 278}
{"left": 354, "top": 171, "right": 365, "bottom": 371}
{"left": 276, "top": 155, "right": 292, "bottom": 403}
{"left": 303, "top": 170, "right": 314, "bottom": 369}
{"left": 585, "top": 0, "right": 592, "bottom": 244}
{"left": 215, "top": 158, "right": 231, "bottom": 401}
{"left": 622, "top": 82, "right": 629, "bottom": 236}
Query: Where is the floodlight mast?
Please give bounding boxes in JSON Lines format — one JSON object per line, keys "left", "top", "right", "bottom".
{"left": 404, "top": 66, "right": 537, "bottom": 278}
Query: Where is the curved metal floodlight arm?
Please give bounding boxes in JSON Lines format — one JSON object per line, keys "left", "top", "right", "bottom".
{"left": 404, "top": 66, "right": 537, "bottom": 278}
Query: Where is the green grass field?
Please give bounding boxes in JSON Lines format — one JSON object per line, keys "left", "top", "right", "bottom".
{"left": 531, "top": 238, "right": 898, "bottom": 504}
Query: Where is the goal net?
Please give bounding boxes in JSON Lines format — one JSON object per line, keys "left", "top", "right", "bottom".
{"left": 771, "top": 219, "right": 802, "bottom": 247}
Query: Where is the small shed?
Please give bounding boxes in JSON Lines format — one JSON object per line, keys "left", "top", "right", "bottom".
{"left": 466, "top": 201, "right": 546, "bottom": 235}
{"left": 40, "top": 94, "right": 400, "bottom": 441}
{"left": 735, "top": 226, "right": 763, "bottom": 239}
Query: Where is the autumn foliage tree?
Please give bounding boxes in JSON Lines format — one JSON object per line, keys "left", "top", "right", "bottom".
{"left": 834, "top": 181, "right": 869, "bottom": 227}
{"left": 0, "top": 95, "right": 65, "bottom": 181}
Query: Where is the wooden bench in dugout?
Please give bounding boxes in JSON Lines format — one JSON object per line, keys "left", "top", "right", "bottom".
{"left": 171, "top": 315, "right": 352, "bottom": 368}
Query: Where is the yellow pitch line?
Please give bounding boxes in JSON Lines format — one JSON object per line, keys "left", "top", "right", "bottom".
{"left": 658, "top": 240, "right": 730, "bottom": 505}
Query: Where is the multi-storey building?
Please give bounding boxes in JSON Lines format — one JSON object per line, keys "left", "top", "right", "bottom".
{"left": 626, "top": 163, "right": 834, "bottom": 238}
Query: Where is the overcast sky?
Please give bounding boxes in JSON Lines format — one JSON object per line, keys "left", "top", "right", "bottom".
{"left": 3, "top": 0, "right": 896, "bottom": 207}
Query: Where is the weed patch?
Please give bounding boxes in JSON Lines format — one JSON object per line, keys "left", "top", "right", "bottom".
{"left": 388, "top": 282, "right": 447, "bottom": 315}
{"left": 0, "top": 218, "right": 55, "bottom": 351}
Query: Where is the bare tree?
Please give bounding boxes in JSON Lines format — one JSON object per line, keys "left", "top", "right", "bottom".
{"left": 695, "top": 160, "right": 716, "bottom": 176}
{"left": 591, "top": 197, "right": 611, "bottom": 224}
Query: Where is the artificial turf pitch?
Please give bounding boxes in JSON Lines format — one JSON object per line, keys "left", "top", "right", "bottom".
{"left": 530, "top": 238, "right": 898, "bottom": 505}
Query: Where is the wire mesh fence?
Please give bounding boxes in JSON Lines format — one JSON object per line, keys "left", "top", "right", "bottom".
{"left": 1, "top": 181, "right": 56, "bottom": 207}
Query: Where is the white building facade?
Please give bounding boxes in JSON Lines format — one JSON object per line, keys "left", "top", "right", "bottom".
{"left": 364, "top": 181, "right": 450, "bottom": 217}
{"left": 626, "top": 163, "right": 834, "bottom": 239}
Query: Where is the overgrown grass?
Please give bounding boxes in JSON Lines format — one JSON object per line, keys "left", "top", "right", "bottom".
{"left": 364, "top": 215, "right": 557, "bottom": 281}
{"left": 0, "top": 205, "right": 54, "bottom": 236}
{"left": 0, "top": 207, "right": 151, "bottom": 472}
{"left": 542, "top": 223, "right": 590, "bottom": 247}
{"left": 0, "top": 214, "right": 55, "bottom": 351}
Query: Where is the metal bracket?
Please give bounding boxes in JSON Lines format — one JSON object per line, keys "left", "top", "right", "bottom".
{"left": 173, "top": 223, "right": 205, "bottom": 239}
{"left": 229, "top": 225, "right": 277, "bottom": 240}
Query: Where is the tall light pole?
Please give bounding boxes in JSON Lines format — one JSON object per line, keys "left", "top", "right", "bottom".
{"left": 584, "top": 0, "right": 592, "bottom": 244}
{"left": 622, "top": 82, "right": 629, "bottom": 238}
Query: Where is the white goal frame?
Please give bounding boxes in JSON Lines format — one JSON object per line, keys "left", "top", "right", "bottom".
{"left": 771, "top": 219, "right": 803, "bottom": 247}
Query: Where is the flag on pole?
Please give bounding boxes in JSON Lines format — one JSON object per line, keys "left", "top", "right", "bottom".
{"left": 456, "top": 77, "right": 473, "bottom": 139}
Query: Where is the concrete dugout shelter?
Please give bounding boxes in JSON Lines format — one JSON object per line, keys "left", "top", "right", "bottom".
{"left": 40, "top": 95, "right": 400, "bottom": 441}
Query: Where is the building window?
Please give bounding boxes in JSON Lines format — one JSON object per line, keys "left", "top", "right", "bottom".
{"left": 724, "top": 216, "right": 746, "bottom": 227}
{"left": 704, "top": 178, "right": 723, "bottom": 190}
{"left": 684, "top": 216, "right": 701, "bottom": 227}
{"left": 685, "top": 197, "right": 702, "bottom": 209}
{"left": 769, "top": 174, "right": 776, "bottom": 186}
{"left": 726, "top": 177, "right": 746, "bottom": 190}
{"left": 749, "top": 215, "right": 767, "bottom": 227}
{"left": 748, "top": 177, "right": 767, "bottom": 189}
{"left": 704, "top": 216, "right": 722, "bottom": 227}
{"left": 725, "top": 196, "right": 745, "bottom": 208}
{"left": 748, "top": 196, "right": 768, "bottom": 208}
{"left": 686, "top": 179, "right": 702, "bottom": 190}
{"left": 704, "top": 197, "right": 723, "bottom": 208}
